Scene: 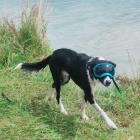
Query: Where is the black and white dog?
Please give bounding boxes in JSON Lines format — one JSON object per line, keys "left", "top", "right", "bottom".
{"left": 16, "top": 48, "right": 118, "bottom": 129}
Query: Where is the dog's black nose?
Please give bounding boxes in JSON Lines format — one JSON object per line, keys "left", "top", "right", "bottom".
{"left": 103, "top": 77, "right": 112, "bottom": 87}
{"left": 105, "top": 80, "right": 111, "bottom": 86}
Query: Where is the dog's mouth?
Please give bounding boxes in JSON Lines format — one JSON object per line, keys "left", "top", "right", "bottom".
{"left": 100, "top": 76, "right": 112, "bottom": 87}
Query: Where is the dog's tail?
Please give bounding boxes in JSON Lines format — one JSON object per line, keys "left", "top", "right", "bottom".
{"left": 15, "top": 55, "right": 52, "bottom": 71}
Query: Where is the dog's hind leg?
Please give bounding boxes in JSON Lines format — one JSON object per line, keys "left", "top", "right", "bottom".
{"left": 59, "top": 98, "right": 68, "bottom": 115}
{"left": 55, "top": 83, "right": 68, "bottom": 115}
{"left": 80, "top": 98, "right": 89, "bottom": 120}
{"left": 45, "top": 87, "right": 67, "bottom": 115}
{"left": 50, "top": 66, "right": 68, "bottom": 115}
{"left": 44, "top": 88, "right": 55, "bottom": 102}
{"left": 45, "top": 83, "right": 56, "bottom": 102}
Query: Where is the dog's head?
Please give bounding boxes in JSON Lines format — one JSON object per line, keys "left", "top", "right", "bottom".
{"left": 88, "top": 57, "right": 116, "bottom": 87}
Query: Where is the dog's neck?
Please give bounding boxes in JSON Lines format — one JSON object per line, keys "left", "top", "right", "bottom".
{"left": 87, "top": 67, "right": 94, "bottom": 80}
{"left": 86, "top": 57, "right": 95, "bottom": 80}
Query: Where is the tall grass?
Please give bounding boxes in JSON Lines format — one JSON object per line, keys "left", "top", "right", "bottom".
{"left": 0, "top": 0, "right": 49, "bottom": 68}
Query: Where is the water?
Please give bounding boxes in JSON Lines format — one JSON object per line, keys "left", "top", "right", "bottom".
{"left": 0, "top": 0, "right": 140, "bottom": 76}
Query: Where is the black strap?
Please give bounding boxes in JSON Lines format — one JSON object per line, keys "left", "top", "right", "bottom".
{"left": 112, "top": 78, "right": 121, "bottom": 93}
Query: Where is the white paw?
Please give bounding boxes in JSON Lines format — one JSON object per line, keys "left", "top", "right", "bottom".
{"left": 47, "top": 96, "right": 53, "bottom": 101}
{"left": 46, "top": 94, "right": 54, "bottom": 101}
{"left": 107, "top": 120, "right": 117, "bottom": 129}
{"left": 59, "top": 100, "right": 68, "bottom": 115}
{"left": 44, "top": 89, "right": 55, "bottom": 102}
{"left": 44, "top": 96, "right": 49, "bottom": 103}
{"left": 61, "top": 109, "right": 68, "bottom": 115}
{"left": 15, "top": 63, "right": 23, "bottom": 70}
{"left": 81, "top": 114, "right": 89, "bottom": 120}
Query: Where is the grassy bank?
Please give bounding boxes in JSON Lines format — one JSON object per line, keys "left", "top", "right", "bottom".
{"left": 0, "top": 65, "right": 140, "bottom": 140}
{"left": 0, "top": 2, "right": 140, "bottom": 140}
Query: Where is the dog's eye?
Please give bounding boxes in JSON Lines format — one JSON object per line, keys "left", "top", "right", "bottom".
{"left": 96, "top": 68, "right": 104, "bottom": 74}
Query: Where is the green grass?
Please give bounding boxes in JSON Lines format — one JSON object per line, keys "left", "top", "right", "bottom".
{"left": 0, "top": 2, "right": 140, "bottom": 139}
{"left": 0, "top": 68, "right": 140, "bottom": 140}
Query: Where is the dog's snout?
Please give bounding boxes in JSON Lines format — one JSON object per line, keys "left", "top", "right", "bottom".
{"left": 105, "top": 80, "right": 111, "bottom": 86}
{"left": 103, "top": 77, "right": 112, "bottom": 86}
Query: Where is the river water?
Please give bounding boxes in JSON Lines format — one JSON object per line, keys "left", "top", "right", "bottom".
{"left": 0, "top": 0, "right": 140, "bottom": 76}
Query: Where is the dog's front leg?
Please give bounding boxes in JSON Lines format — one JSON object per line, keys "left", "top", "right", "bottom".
{"left": 80, "top": 98, "right": 89, "bottom": 120}
{"left": 84, "top": 80, "right": 117, "bottom": 129}
{"left": 92, "top": 100, "right": 117, "bottom": 129}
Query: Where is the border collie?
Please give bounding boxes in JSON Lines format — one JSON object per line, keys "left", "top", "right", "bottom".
{"left": 16, "top": 48, "right": 118, "bottom": 129}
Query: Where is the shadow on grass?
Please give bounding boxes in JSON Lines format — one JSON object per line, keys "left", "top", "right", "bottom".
{"left": 29, "top": 96, "right": 78, "bottom": 139}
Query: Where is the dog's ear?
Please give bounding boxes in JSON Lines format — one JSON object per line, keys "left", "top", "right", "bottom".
{"left": 87, "top": 59, "right": 97, "bottom": 69}
{"left": 108, "top": 61, "right": 116, "bottom": 67}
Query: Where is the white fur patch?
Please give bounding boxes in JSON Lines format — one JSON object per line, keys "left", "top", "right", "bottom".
{"left": 97, "top": 56, "right": 105, "bottom": 60}
{"left": 87, "top": 57, "right": 95, "bottom": 63}
{"left": 86, "top": 70, "right": 95, "bottom": 95}
{"left": 15, "top": 63, "right": 23, "bottom": 70}
{"left": 59, "top": 99, "right": 68, "bottom": 115}
{"left": 103, "top": 76, "right": 112, "bottom": 85}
